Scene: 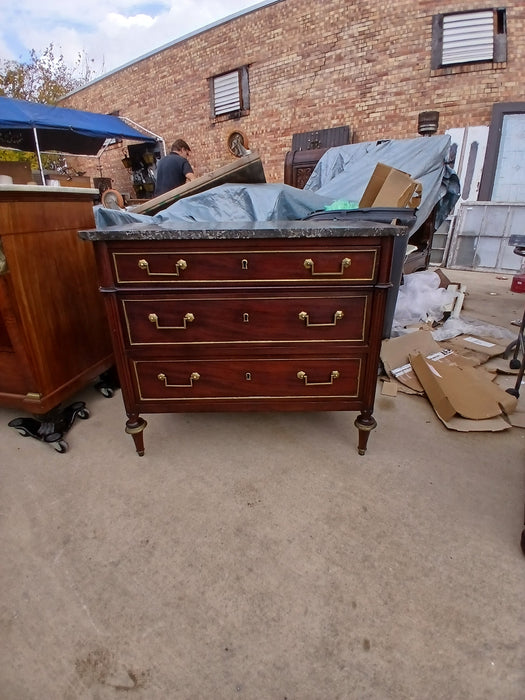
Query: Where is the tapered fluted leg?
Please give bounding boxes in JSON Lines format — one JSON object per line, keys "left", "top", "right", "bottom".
{"left": 354, "top": 412, "right": 377, "bottom": 455}
{"left": 125, "top": 415, "right": 148, "bottom": 456}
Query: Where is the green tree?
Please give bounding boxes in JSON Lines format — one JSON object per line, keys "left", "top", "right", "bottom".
{"left": 0, "top": 42, "right": 91, "bottom": 102}
{"left": 0, "top": 44, "right": 94, "bottom": 166}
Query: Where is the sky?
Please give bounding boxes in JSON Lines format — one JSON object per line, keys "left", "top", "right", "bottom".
{"left": 0, "top": 0, "right": 266, "bottom": 79}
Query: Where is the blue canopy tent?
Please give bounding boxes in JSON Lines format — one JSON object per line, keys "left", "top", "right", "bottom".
{"left": 0, "top": 96, "right": 159, "bottom": 183}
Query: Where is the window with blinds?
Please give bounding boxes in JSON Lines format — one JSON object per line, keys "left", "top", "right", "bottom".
{"left": 432, "top": 9, "right": 507, "bottom": 69}
{"left": 211, "top": 67, "right": 250, "bottom": 119}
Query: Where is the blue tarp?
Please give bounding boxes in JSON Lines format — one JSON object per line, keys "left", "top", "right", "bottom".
{"left": 0, "top": 96, "right": 156, "bottom": 154}
{"left": 94, "top": 182, "right": 334, "bottom": 228}
{"left": 304, "top": 135, "right": 460, "bottom": 233}
{"left": 93, "top": 136, "right": 459, "bottom": 235}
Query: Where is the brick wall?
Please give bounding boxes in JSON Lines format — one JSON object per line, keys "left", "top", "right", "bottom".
{"left": 61, "top": 0, "right": 525, "bottom": 195}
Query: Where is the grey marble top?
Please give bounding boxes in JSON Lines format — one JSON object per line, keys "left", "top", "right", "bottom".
{"left": 78, "top": 219, "right": 408, "bottom": 242}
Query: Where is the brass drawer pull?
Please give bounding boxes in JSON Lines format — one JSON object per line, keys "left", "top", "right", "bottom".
{"left": 303, "top": 257, "right": 351, "bottom": 276}
{"left": 138, "top": 258, "right": 187, "bottom": 276}
{"left": 299, "top": 310, "right": 344, "bottom": 326}
{"left": 148, "top": 312, "right": 194, "bottom": 329}
{"left": 297, "top": 370, "right": 340, "bottom": 386}
{"left": 157, "top": 372, "right": 200, "bottom": 387}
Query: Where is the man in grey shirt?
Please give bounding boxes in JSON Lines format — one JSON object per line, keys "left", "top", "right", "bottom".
{"left": 154, "top": 139, "right": 195, "bottom": 196}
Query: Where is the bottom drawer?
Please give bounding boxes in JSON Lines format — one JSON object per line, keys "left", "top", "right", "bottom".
{"left": 132, "top": 357, "right": 363, "bottom": 402}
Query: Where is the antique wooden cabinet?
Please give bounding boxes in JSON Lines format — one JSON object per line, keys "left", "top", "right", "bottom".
{"left": 0, "top": 185, "right": 113, "bottom": 416}
{"left": 79, "top": 220, "right": 407, "bottom": 456}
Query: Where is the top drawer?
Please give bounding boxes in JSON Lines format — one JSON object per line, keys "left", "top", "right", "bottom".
{"left": 110, "top": 246, "right": 379, "bottom": 286}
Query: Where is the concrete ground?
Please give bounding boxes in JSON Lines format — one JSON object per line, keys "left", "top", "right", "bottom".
{"left": 1, "top": 269, "right": 524, "bottom": 700}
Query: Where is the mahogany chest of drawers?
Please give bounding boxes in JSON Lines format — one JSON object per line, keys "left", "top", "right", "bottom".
{"left": 0, "top": 185, "right": 113, "bottom": 414}
{"left": 79, "top": 220, "right": 406, "bottom": 456}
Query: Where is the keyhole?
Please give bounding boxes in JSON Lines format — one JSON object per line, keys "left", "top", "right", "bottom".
{"left": 241, "top": 259, "right": 248, "bottom": 270}
{"left": 245, "top": 372, "right": 252, "bottom": 381}
{"left": 243, "top": 313, "right": 250, "bottom": 323}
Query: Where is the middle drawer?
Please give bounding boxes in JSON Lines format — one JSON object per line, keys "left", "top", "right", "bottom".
{"left": 120, "top": 292, "right": 371, "bottom": 345}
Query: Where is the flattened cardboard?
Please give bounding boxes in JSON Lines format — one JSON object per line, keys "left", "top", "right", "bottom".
{"left": 381, "top": 329, "right": 448, "bottom": 393}
{"left": 359, "top": 162, "right": 422, "bottom": 209}
{"left": 484, "top": 355, "right": 521, "bottom": 374}
{"left": 435, "top": 415, "right": 511, "bottom": 432}
{"left": 410, "top": 352, "right": 517, "bottom": 431}
{"left": 446, "top": 334, "right": 507, "bottom": 359}
{"left": 507, "top": 403, "right": 525, "bottom": 428}
{"left": 380, "top": 379, "right": 398, "bottom": 397}
{"left": 439, "top": 343, "right": 486, "bottom": 368}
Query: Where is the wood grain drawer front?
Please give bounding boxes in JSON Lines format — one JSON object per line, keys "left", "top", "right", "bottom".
{"left": 121, "top": 293, "right": 370, "bottom": 345}
{"left": 111, "top": 247, "right": 378, "bottom": 285}
{"left": 132, "top": 358, "right": 362, "bottom": 401}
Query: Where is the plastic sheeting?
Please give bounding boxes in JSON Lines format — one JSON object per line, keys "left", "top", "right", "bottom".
{"left": 392, "top": 270, "right": 455, "bottom": 335}
{"left": 94, "top": 182, "right": 334, "bottom": 228}
{"left": 304, "top": 135, "right": 460, "bottom": 234}
{"left": 432, "top": 315, "right": 516, "bottom": 343}
{"left": 392, "top": 270, "right": 517, "bottom": 340}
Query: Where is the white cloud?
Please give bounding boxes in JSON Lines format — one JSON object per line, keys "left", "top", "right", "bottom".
{"left": 105, "top": 12, "right": 157, "bottom": 30}
{"left": 0, "top": 0, "right": 263, "bottom": 77}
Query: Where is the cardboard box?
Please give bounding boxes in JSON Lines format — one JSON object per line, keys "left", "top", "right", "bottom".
{"left": 410, "top": 352, "right": 517, "bottom": 432}
{"left": 359, "top": 162, "right": 422, "bottom": 209}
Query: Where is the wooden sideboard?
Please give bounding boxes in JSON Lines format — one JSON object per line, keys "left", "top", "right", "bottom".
{"left": 0, "top": 185, "right": 113, "bottom": 415}
{"left": 79, "top": 220, "right": 407, "bottom": 456}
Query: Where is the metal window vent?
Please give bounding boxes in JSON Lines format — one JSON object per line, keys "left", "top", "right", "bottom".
{"left": 214, "top": 71, "right": 241, "bottom": 115}
{"left": 442, "top": 11, "right": 494, "bottom": 65}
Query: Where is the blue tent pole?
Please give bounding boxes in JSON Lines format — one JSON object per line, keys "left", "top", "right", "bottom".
{"left": 32, "top": 127, "right": 45, "bottom": 185}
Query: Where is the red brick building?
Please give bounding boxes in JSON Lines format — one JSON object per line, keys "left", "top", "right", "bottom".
{"left": 59, "top": 0, "right": 525, "bottom": 199}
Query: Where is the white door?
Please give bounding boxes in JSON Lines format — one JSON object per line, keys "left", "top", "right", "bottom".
{"left": 431, "top": 126, "right": 488, "bottom": 265}
{"left": 491, "top": 114, "right": 525, "bottom": 202}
